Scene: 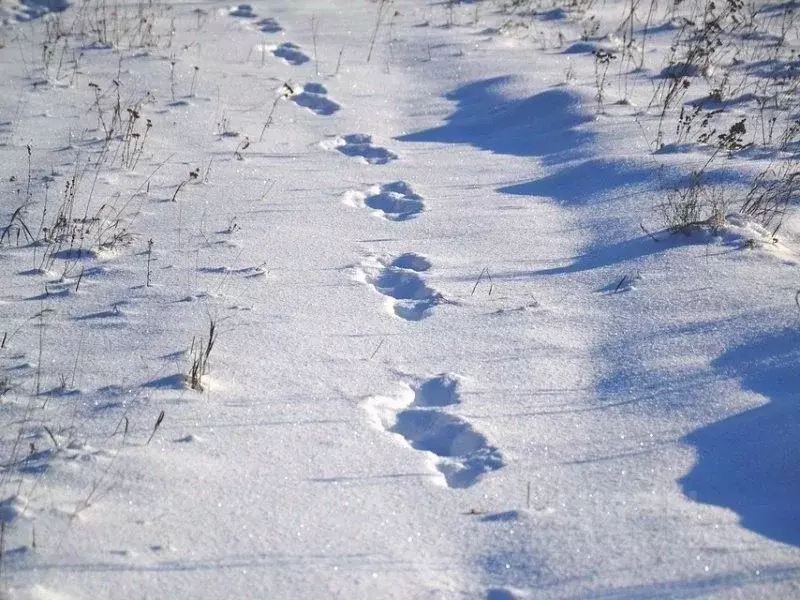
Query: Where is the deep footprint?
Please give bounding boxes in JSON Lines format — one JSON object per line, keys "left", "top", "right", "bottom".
{"left": 390, "top": 409, "right": 504, "bottom": 488}
{"left": 272, "top": 42, "right": 310, "bottom": 65}
{"left": 257, "top": 17, "right": 282, "bottom": 32}
{"left": 291, "top": 83, "right": 341, "bottom": 116}
{"left": 344, "top": 181, "right": 425, "bottom": 221}
{"left": 229, "top": 4, "right": 256, "bottom": 18}
{"left": 411, "top": 373, "right": 459, "bottom": 406}
{"left": 323, "top": 134, "right": 398, "bottom": 165}
{"left": 359, "top": 255, "right": 441, "bottom": 321}
{"left": 386, "top": 252, "right": 431, "bottom": 272}
{"left": 365, "top": 375, "right": 505, "bottom": 488}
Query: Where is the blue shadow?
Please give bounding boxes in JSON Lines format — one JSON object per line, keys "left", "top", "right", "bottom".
{"left": 680, "top": 327, "right": 800, "bottom": 546}
{"left": 397, "top": 76, "right": 594, "bottom": 164}
{"left": 499, "top": 158, "right": 653, "bottom": 204}
{"left": 531, "top": 231, "right": 711, "bottom": 275}
{"left": 500, "top": 164, "right": 750, "bottom": 275}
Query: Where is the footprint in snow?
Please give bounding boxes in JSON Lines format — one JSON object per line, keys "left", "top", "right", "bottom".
{"left": 356, "top": 253, "right": 442, "bottom": 321}
{"left": 364, "top": 374, "right": 504, "bottom": 488}
{"left": 321, "top": 134, "right": 398, "bottom": 165}
{"left": 343, "top": 181, "right": 425, "bottom": 221}
{"left": 291, "top": 83, "right": 341, "bottom": 116}
{"left": 388, "top": 252, "right": 432, "bottom": 272}
{"left": 272, "top": 42, "right": 310, "bottom": 65}
{"left": 229, "top": 4, "right": 256, "bottom": 18}
{"left": 258, "top": 17, "right": 282, "bottom": 33}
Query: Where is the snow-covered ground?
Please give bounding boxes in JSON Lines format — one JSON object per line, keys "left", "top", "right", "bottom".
{"left": 0, "top": 0, "right": 798, "bottom": 597}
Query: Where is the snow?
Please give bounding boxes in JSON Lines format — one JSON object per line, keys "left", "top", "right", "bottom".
{"left": 0, "top": 0, "right": 799, "bottom": 597}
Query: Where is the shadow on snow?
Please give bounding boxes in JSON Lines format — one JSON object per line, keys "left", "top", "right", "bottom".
{"left": 498, "top": 158, "right": 653, "bottom": 203}
{"left": 396, "top": 76, "right": 594, "bottom": 164}
{"left": 680, "top": 327, "right": 800, "bottom": 547}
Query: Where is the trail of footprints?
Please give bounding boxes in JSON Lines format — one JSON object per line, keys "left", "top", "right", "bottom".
{"left": 354, "top": 248, "right": 503, "bottom": 487}
{"left": 224, "top": 6, "right": 502, "bottom": 487}
{"left": 228, "top": 8, "right": 338, "bottom": 115}
{"left": 336, "top": 147, "right": 503, "bottom": 487}
{"left": 227, "top": 8, "right": 307, "bottom": 65}
{"left": 227, "top": 4, "right": 281, "bottom": 32}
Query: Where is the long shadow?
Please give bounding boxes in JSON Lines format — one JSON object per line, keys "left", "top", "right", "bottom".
{"left": 498, "top": 158, "right": 654, "bottom": 204}
{"left": 479, "top": 228, "right": 708, "bottom": 280}
{"left": 532, "top": 230, "right": 711, "bottom": 276}
{"left": 7, "top": 550, "right": 413, "bottom": 575}
{"left": 396, "top": 76, "right": 594, "bottom": 164}
{"left": 500, "top": 163, "right": 749, "bottom": 275}
{"left": 680, "top": 327, "right": 800, "bottom": 546}
{"left": 501, "top": 160, "right": 746, "bottom": 206}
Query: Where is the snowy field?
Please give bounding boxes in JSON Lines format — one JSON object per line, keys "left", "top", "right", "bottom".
{"left": 0, "top": 0, "right": 798, "bottom": 597}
